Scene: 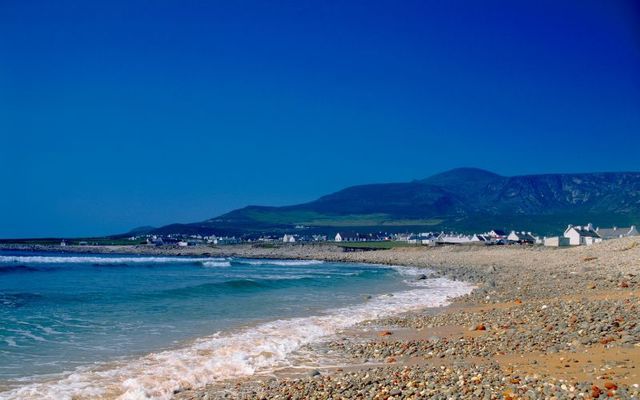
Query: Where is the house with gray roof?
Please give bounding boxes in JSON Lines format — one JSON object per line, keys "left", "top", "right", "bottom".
{"left": 487, "top": 229, "right": 507, "bottom": 239}
{"left": 563, "top": 224, "right": 602, "bottom": 246}
{"left": 595, "top": 226, "right": 639, "bottom": 240}
{"left": 334, "top": 232, "right": 360, "bottom": 242}
{"left": 507, "top": 231, "right": 536, "bottom": 244}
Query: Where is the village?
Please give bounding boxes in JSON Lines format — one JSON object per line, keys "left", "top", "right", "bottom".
{"left": 121, "top": 223, "right": 639, "bottom": 249}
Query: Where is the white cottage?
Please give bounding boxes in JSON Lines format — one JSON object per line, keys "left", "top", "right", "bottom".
{"left": 563, "top": 224, "right": 602, "bottom": 246}
{"left": 334, "top": 232, "right": 359, "bottom": 242}
{"left": 471, "top": 234, "right": 489, "bottom": 242}
{"left": 507, "top": 231, "right": 536, "bottom": 244}
{"left": 282, "top": 234, "right": 296, "bottom": 243}
{"left": 487, "top": 229, "right": 507, "bottom": 239}
{"left": 437, "top": 233, "right": 472, "bottom": 244}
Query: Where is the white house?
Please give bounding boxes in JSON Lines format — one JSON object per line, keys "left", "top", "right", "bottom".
{"left": 563, "top": 224, "right": 602, "bottom": 246}
{"left": 595, "top": 226, "right": 639, "bottom": 240}
{"left": 471, "top": 234, "right": 489, "bottom": 242}
{"left": 437, "top": 233, "right": 472, "bottom": 244}
{"left": 418, "top": 233, "right": 439, "bottom": 246}
{"left": 487, "top": 229, "right": 507, "bottom": 239}
{"left": 335, "top": 232, "right": 359, "bottom": 242}
{"left": 394, "top": 233, "right": 412, "bottom": 242}
{"left": 507, "top": 231, "right": 536, "bottom": 244}
{"left": 206, "top": 235, "right": 218, "bottom": 244}
{"left": 282, "top": 234, "right": 296, "bottom": 243}
{"left": 216, "top": 236, "right": 240, "bottom": 245}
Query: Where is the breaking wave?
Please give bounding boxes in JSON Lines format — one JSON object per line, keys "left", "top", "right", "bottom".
{"left": 235, "top": 259, "right": 324, "bottom": 266}
{"left": 0, "top": 256, "right": 326, "bottom": 272}
{"left": 201, "top": 261, "right": 231, "bottom": 268}
{"left": 0, "top": 277, "right": 473, "bottom": 400}
{"left": 0, "top": 255, "right": 228, "bottom": 265}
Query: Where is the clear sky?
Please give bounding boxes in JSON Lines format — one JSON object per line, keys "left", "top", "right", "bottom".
{"left": 1, "top": 0, "right": 639, "bottom": 238}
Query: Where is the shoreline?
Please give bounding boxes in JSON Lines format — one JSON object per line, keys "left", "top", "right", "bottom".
{"left": 175, "top": 240, "right": 639, "bottom": 399}
{"left": 0, "top": 249, "right": 471, "bottom": 399}
{"left": 2, "top": 240, "right": 640, "bottom": 398}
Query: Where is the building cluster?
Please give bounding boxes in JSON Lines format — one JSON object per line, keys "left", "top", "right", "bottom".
{"left": 334, "top": 229, "right": 533, "bottom": 245}
{"left": 131, "top": 234, "right": 243, "bottom": 247}
{"left": 318, "top": 224, "right": 638, "bottom": 248}
{"left": 124, "top": 224, "right": 638, "bottom": 248}
{"left": 543, "top": 224, "right": 639, "bottom": 247}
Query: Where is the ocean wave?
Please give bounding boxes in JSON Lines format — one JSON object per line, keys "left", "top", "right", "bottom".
{"left": 0, "top": 293, "right": 45, "bottom": 308}
{"left": 166, "top": 279, "right": 267, "bottom": 294}
{"left": 5, "top": 328, "right": 48, "bottom": 343}
{"left": 0, "top": 256, "right": 323, "bottom": 270}
{"left": 0, "top": 278, "right": 474, "bottom": 400}
{"left": 0, "top": 291, "right": 106, "bottom": 309}
{"left": 235, "top": 259, "right": 324, "bottom": 266}
{"left": 160, "top": 276, "right": 320, "bottom": 298}
{"left": 0, "top": 256, "right": 238, "bottom": 274}
{"left": 0, "top": 256, "right": 228, "bottom": 265}
{"left": 383, "top": 264, "right": 433, "bottom": 277}
{"left": 201, "top": 261, "right": 231, "bottom": 268}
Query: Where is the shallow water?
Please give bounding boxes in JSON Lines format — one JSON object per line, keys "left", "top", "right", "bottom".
{"left": 0, "top": 250, "right": 473, "bottom": 399}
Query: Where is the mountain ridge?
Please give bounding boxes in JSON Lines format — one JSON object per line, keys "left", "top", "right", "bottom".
{"left": 139, "top": 168, "right": 640, "bottom": 237}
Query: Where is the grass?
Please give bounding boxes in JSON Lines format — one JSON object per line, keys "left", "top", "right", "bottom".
{"left": 244, "top": 210, "right": 444, "bottom": 227}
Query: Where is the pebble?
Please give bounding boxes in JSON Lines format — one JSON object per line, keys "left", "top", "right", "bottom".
{"left": 19, "top": 239, "right": 640, "bottom": 400}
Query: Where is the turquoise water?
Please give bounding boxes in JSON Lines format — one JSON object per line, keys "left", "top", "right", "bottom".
{"left": 0, "top": 250, "right": 473, "bottom": 399}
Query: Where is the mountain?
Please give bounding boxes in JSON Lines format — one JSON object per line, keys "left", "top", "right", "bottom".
{"left": 127, "top": 225, "right": 157, "bottom": 235}
{"left": 142, "top": 168, "right": 640, "bottom": 236}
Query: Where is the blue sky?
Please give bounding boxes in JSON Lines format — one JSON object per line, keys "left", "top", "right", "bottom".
{"left": 1, "top": 0, "right": 639, "bottom": 238}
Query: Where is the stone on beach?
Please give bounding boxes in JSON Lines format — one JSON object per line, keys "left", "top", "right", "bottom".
{"left": 13, "top": 237, "right": 640, "bottom": 400}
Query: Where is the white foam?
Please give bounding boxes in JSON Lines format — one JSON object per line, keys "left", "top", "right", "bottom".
{"left": 6, "top": 329, "right": 47, "bottom": 343}
{"left": 201, "top": 261, "right": 231, "bottom": 268}
{"left": 0, "top": 256, "right": 227, "bottom": 265}
{"left": 238, "top": 259, "right": 325, "bottom": 266}
{"left": 382, "top": 264, "right": 434, "bottom": 277}
{"left": 338, "top": 263, "right": 437, "bottom": 286}
{"left": 0, "top": 277, "right": 474, "bottom": 400}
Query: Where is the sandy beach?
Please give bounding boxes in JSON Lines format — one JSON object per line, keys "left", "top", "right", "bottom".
{"left": 5, "top": 239, "right": 639, "bottom": 399}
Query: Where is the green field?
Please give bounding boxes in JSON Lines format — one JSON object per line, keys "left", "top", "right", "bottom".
{"left": 244, "top": 209, "right": 444, "bottom": 227}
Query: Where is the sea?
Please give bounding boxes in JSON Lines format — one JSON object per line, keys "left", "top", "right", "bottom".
{"left": 0, "top": 250, "right": 473, "bottom": 399}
